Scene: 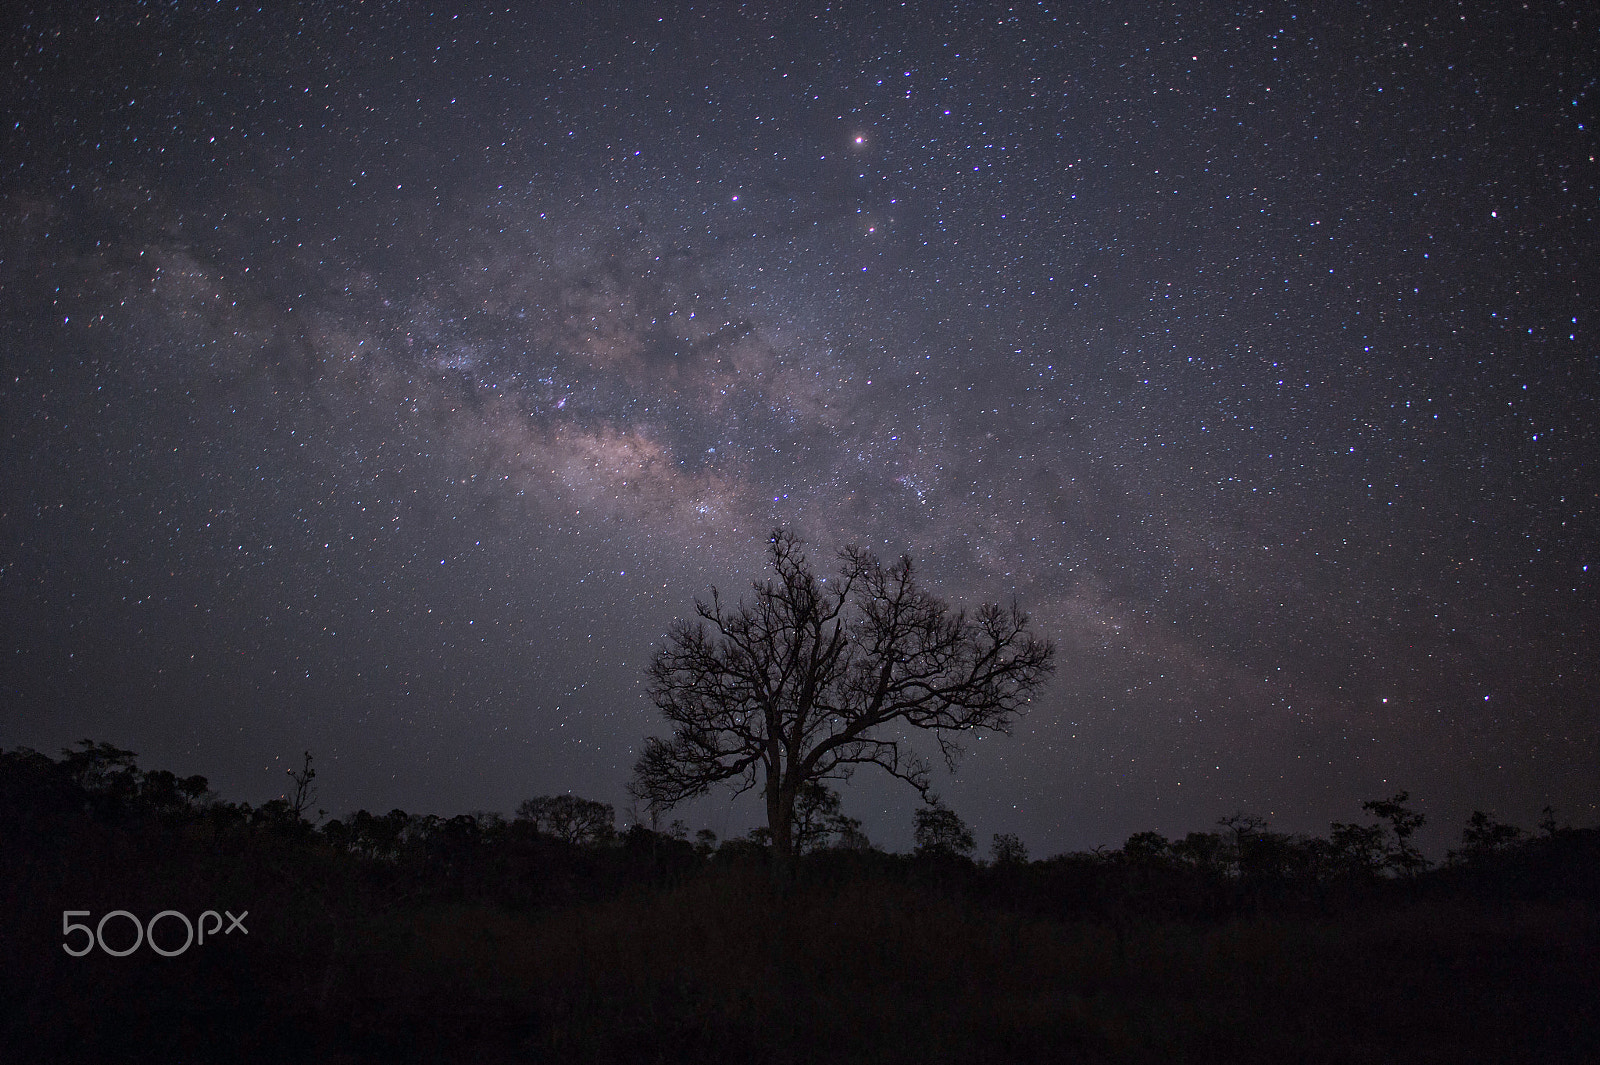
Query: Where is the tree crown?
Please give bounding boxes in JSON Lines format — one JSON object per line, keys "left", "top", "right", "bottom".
{"left": 630, "top": 529, "right": 1054, "bottom": 857}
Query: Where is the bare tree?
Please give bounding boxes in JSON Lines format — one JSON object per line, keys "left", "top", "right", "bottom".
{"left": 630, "top": 529, "right": 1054, "bottom": 877}
{"left": 515, "top": 794, "right": 616, "bottom": 845}
{"left": 287, "top": 750, "right": 320, "bottom": 822}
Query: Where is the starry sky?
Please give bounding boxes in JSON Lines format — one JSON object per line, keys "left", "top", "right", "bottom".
{"left": 2, "top": 1, "right": 1595, "bottom": 854}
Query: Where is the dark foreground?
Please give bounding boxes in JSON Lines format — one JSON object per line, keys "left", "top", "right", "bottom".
{"left": 4, "top": 745, "right": 1597, "bottom": 1063}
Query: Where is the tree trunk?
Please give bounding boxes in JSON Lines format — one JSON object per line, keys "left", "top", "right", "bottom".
{"left": 767, "top": 783, "right": 797, "bottom": 886}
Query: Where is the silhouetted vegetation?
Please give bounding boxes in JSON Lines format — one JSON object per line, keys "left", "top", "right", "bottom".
{"left": 630, "top": 529, "right": 1055, "bottom": 880}
{"left": 4, "top": 741, "right": 1597, "bottom": 1062}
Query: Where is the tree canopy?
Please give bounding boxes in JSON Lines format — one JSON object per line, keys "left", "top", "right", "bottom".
{"left": 630, "top": 529, "right": 1055, "bottom": 873}
{"left": 516, "top": 794, "right": 616, "bottom": 846}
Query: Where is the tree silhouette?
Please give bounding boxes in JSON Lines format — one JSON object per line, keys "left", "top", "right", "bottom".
{"left": 286, "top": 750, "right": 319, "bottom": 822}
{"left": 990, "top": 832, "right": 1029, "bottom": 865}
{"left": 913, "top": 800, "right": 975, "bottom": 859}
{"left": 515, "top": 795, "right": 616, "bottom": 845}
{"left": 1450, "top": 809, "right": 1524, "bottom": 864}
{"left": 1362, "top": 791, "right": 1428, "bottom": 876}
{"left": 1327, "top": 819, "right": 1389, "bottom": 879}
{"left": 630, "top": 529, "right": 1054, "bottom": 877}
{"left": 789, "top": 780, "right": 869, "bottom": 853}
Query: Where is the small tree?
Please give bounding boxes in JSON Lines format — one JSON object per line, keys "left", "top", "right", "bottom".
{"left": 1327, "top": 819, "right": 1389, "bottom": 879}
{"left": 913, "top": 800, "right": 975, "bottom": 859}
{"left": 286, "top": 750, "right": 319, "bottom": 822}
{"left": 630, "top": 529, "right": 1053, "bottom": 877}
{"left": 1362, "top": 791, "right": 1428, "bottom": 876}
{"left": 1171, "top": 831, "right": 1231, "bottom": 876}
{"left": 515, "top": 794, "right": 616, "bottom": 845}
{"left": 790, "top": 780, "right": 868, "bottom": 853}
{"left": 990, "top": 832, "right": 1029, "bottom": 866}
{"left": 1217, "top": 812, "right": 1269, "bottom": 877}
{"left": 1122, "top": 831, "right": 1172, "bottom": 865}
{"left": 1449, "top": 810, "right": 1523, "bottom": 864}
{"left": 60, "top": 739, "right": 141, "bottom": 811}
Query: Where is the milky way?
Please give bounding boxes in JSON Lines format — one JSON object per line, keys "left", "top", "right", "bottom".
{"left": 3, "top": 2, "right": 1595, "bottom": 852}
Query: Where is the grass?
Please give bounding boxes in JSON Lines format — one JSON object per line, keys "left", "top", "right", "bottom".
{"left": 283, "top": 872, "right": 1599, "bottom": 1063}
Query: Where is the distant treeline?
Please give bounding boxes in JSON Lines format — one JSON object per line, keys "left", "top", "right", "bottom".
{"left": 4, "top": 740, "right": 1595, "bottom": 918}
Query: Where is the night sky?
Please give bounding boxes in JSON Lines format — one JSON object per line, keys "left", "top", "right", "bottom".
{"left": 3, "top": 1, "right": 1595, "bottom": 855}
